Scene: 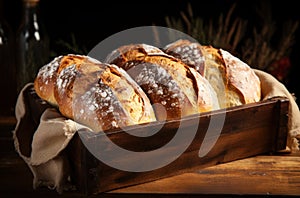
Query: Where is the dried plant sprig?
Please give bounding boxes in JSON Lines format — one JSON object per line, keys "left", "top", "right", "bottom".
{"left": 241, "top": 19, "right": 298, "bottom": 70}
{"left": 165, "top": 3, "right": 248, "bottom": 54}
{"left": 55, "top": 33, "right": 88, "bottom": 55}
{"left": 241, "top": 25, "right": 278, "bottom": 68}
{"left": 165, "top": 1, "right": 298, "bottom": 78}
{"left": 276, "top": 20, "right": 299, "bottom": 59}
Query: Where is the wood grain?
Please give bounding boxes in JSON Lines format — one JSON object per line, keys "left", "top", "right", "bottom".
{"left": 0, "top": 93, "right": 299, "bottom": 197}
{"left": 112, "top": 155, "right": 300, "bottom": 196}
{"left": 66, "top": 97, "right": 290, "bottom": 195}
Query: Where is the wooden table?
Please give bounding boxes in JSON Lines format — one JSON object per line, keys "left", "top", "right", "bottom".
{"left": 1, "top": 116, "right": 300, "bottom": 197}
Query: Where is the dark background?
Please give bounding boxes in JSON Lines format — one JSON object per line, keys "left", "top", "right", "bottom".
{"left": 1, "top": 0, "right": 300, "bottom": 105}
{"left": 5, "top": 0, "right": 300, "bottom": 51}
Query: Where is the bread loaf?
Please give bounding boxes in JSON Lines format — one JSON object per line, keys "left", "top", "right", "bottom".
{"left": 164, "top": 39, "right": 261, "bottom": 108}
{"left": 34, "top": 40, "right": 262, "bottom": 132}
{"left": 34, "top": 54, "right": 99, "bottom": 107}
{"left": 34, "top": 54, "right": 157, "bottom": 132}
{"left": 105, "top": 43, "right": 220, "bottom": 121}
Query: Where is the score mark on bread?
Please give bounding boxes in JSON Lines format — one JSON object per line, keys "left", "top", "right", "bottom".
{"left": 164, "top": 39, "right": 261, "bottom": 108}
{"left": 105, "top": 43, "right": 220, "bottom": 121}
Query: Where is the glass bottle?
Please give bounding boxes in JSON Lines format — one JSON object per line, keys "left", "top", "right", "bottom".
{"left": 16, "top": 0, "right": 49, "bottom": 94}
{"left": 0, "top": 0, "right": 16, "bottom": 116}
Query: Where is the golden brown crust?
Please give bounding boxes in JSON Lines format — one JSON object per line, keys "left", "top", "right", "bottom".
{"left": 69, "top": 62, "right": 156, "bottom": 132}
{"left": 219, "top": 49, "right": 261, "bottom": 104}
{"left": 202, "top": 46, "right": 261, "bottom": 107}
{"left": 34, "top": 54, "right": 99, "bottom": 107}
{"left": 164, "top": 40, "right": 261, "bottom": 108}
{"left": 201, "top": 45, "right": 235, "bottom": 108}
{"left": 34, "top": 40, "right": 261, "bottom": 132}
{"left": 34, "top": 55, "right": 63, "bottom": 106}
{"left": 106, "top": 43, "right": 219, "bottom": 121}
{"left": 34, "top": 54, "right": 157, "bottom": 132}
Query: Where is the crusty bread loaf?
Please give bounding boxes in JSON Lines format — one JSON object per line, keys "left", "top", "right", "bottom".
{"left": 105, "top": 43, "right": 220, "bottom": 121}
{"left": 34, "top": 54, "right": 99, "bottom": 107}
{"left": 219, "top": 48, "right": 261, "bottom": 104}
{"left": 34, "top": 40, "right": 262, "bottom": 132}
{"left": 34, "top": 54, "right": 157, "bottom": 132}
{"left": 164, "top": 39, "right": 261, "bottom": 108}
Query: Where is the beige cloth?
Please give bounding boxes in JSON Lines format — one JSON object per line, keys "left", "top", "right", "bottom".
{"left": 13, "top": 70, "right": 300, "bottom": 193}
{"left": 254, "top": 69, "right": 300, "bottom": 151}
{"left": 13, "top": 83, "right": 91, "bottom": 193}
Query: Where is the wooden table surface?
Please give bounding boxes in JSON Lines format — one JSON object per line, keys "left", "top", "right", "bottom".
{"left": 1, "top": 116, "right": 300, "bottom": 198}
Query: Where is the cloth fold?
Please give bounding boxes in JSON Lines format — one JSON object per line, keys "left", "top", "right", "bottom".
{"left": 13, "top": 83, "right": 91, "bottom": 193}
{"left": 254, "top": 69, "right": 300, "bottom": 151}
{"left": 13, "top": 70, "right": 300, "bottom": 193}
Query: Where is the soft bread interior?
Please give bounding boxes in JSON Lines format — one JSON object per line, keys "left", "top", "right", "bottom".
{"left": 201, "top": 46, "right": 231, "bottom": 108}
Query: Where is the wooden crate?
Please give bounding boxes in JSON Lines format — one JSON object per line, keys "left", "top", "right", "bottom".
{"left": 26, "top": 85, "right": 289, "bottom": 195}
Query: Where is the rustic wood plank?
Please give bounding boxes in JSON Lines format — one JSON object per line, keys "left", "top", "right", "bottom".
{"left": 111, "top": 154, "right": 300, "bottom": 196}
{"left": 1, "top": 114, "right": 300, "bottom": 197}
{"left": 0, "top": 116, "right": 16, "bottom": 126}
{"left": 70, "top": 97, "right": 289, "bottom": 194}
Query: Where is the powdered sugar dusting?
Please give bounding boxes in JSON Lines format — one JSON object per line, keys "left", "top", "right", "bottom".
{"left": 141, "top": 44, "right": 165, "bottom": 55}
{"left": 130, "top": 62, "right": 184, "bottom": 120}
{"left": 164, "top": 40, "right": 205, "bottom": 76}
{"left": 56, "top": 64, "right": 77, "bottom": 98}
{"left": 38, "top": 55, "right": 63, "bottom": 84}
{"left": 73, "top": 78, "right": 127, "bottom": 132}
